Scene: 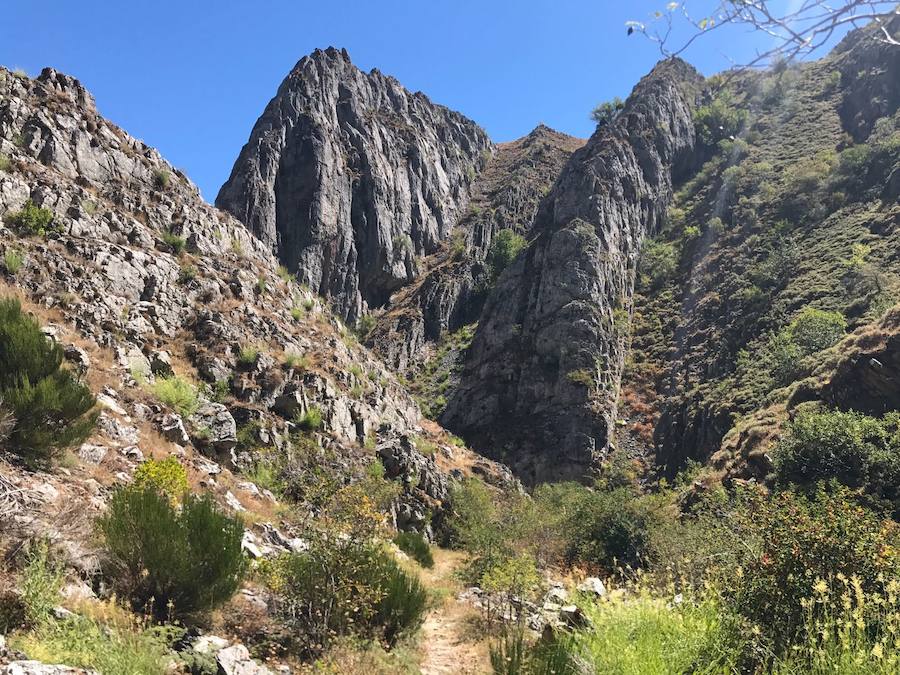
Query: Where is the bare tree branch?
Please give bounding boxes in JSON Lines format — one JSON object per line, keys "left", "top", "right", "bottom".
{"left": 627, "top": 1, "right": 899, "bottom": 69}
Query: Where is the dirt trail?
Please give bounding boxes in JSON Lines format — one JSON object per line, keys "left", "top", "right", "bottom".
{"left": 418, "top": 549, "right": 491, "bottom": 675}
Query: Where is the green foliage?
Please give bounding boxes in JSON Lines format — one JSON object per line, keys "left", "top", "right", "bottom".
{"left": 237, "top": 344, "right": 260, "bottom": 368}
{"left": 20, "top": 542, "right": 64, "bottom": 627}
{"left": 356, "top": 313, "right": 376, "bottom": 338}
{"left": 590, "top": 96, "right": 624, "bottom": 126}
{"left": 11, "top": 603, "right": 171, "bottom": 675}
{"left": 0, "top": 152, "right": 11, "bottom": 172}
{"left": 737, "top": 307, "right": 847, "bottom": 396}
{"left": 393, "top": 531, "right": 434, "bottom": 568}
{"left": 152, "top": 168, "right": 170, "bottom": 190}
{"left": 177, "top": 263, "right": 197, "bottom": 284}
{"left": 7, "top": 199, "right": 55, "bottom": 235}
{"left": 722, "top": 484, "right": 897, "bottom": 653}
{"left": 259, "top": 539, "right": 427, "bottom": 659}
{"left": 3, "top": 249, "right": 24, "bottom": 274}
{"left": 694, "top": 91, "right": 748, "bottom": 147}
{"left": 563, "top": 485, "right": 668, "bottom": 570}
{"left": 0, "top": 298, "right": 96, "bottom": 466}
{"left": 486, "top": 230, "right": 527, "bottom": 285}
{"left": 161, "top": 230, "right": 186, "bottom": 255}
{"left": 256, "top": 275, "right": 267, "bottom": 294}
{"left": 99, "top": 485, "right": 246, "bottom": 619}
{"left": 526, "top": 585, "right": 738, "bottom": 675}
{"left": 277, "top": 265, "right": 293, "bottom": 282}
{"left": 788, "top": 307, "right": 846, "bottom": 353}
{"left": 150, "top": 375, "right": 198, "bottom": 417}
{"left": 294, "top": 405, "right": 323, "bottom": 431}
{"left": 566, "top": 369, "right": 594, "bottom": 388}
{"left": 775, "top": 409, "right": 900, "bottom": 510}
{"left": 132, "top": 456, "right": 189, "bottom": 502}
{"left": 638, "top": 239, "right": 678, "bottom": 290}
{"left": 282, "top": 351, "right": 309, "bottom": 370}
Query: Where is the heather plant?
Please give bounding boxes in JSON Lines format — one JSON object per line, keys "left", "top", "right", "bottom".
{"left": 98, "top": 485, "right": 246, "bottom": 619}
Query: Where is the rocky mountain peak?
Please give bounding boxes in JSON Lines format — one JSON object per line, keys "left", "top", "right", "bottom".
{"left": 216, "top": 49, "right": 493, "bottom": 322}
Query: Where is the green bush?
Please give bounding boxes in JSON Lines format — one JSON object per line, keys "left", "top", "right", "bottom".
{"left": 133, "top": 456, "right": 189, "bottom": 502}
{"left": 98, "top": 485, "right": 246, "bottom": 619}
{"left": 161, "top": 230, "right": 186, "bottom": 255}
{"left": 294, "top": 405, "right": 323, "bottom": 431}
{"left": 564, "top": 485, "right": 666, "bottom": 570}
{"left": 486, "top": 230, "right": 527, "bottom": 285}
{"left": 723, "top": 484, "right": 897, "bottom": 653}
{"left": 0, "top": 298, "right": 96, "bottom": 466}
{"left": 237, "top": 344, "right": 260, "bottom": 368}
{"left": 774, "top": 409, "right": 900, "bottom": 509}
{"left": 12, "top": 550, "right": 172, "bottom": 675}
{"left": 638, "top": 239, "right": 678, "bottom": 290}
{"left": 260, "top": 539, "right": 426, "bottom": 658}
{"left": 356, "top": 313, "right": 376, "bottom": 338}
{"left": 694, "top": 92, "right": 749, "bottom": 147}
{"left": 393, "top": 531, "right": 434, "bottom": 568}
{"left": 7, "top": 200, "right": 54, "bottom": 235}
{"left": 788, "top": 307, "right": 846, "bottom": 353}
{"left": 0, "top": 152, "right": 11, "bottom": 172}
{"left": 20, "top": 541, "right": 64, "bottom": 627}
{"left": 152, "top": 168, "right": 170, "bottom": 190}
{"left": 177, "top": 264, "right": 197, "bottom": 284}
{"left": 150, "top": 375, "right": 198, "bottom": 417}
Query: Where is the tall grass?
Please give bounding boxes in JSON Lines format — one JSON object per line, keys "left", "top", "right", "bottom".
{"left": 10, "top": 543, "right": 170, "bottom": 675}
{"left": 508, "top": 575, "right": 900, "bottom": 675}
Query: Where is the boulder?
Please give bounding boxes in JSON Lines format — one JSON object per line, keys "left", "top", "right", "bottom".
{"left": 189, "top": 403, "right": 238, "bottom": 453}
{"left": 215, "top": 644, "right": 272, "bottom": 675}
{"left": 160, "top": 413, "right": 190, "bottom": 444}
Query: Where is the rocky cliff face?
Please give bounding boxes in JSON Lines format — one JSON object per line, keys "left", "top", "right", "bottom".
{"left": 442, "top": 60, "right": 704, "bottom": 483}
{"left": 0, "top": 66, "right": 512, "bottom": 556}
{"left": 216, "top": 47, "right": 492, "bottom": 322}
{"left": 368, "top": 125, "right": 584, "bottom": 372}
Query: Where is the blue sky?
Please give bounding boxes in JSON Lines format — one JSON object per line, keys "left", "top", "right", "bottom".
{"left": 2, "top": 1, "right": 849, "bottom": 201}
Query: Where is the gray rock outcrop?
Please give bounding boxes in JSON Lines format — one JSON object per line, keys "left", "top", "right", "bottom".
{"left": 217, "top": 47, "right": 493, "bottom": 322}
{"left": 443, "top": 59, "right": 704, "bottom": 483}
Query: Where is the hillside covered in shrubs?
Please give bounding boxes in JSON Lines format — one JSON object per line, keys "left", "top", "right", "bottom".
{"left": 1, "top": 9, "right": 900, "bottom": 675}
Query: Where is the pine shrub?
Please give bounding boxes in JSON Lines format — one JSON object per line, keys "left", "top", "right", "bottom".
{"left": 98, "top": 486, "right": 246, "bottom": 619}
{"left": 0, "top": 298, "right": 96, "bottom": 465}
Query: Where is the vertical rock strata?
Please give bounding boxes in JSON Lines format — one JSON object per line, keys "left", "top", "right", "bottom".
{"left": 443, "top": 59, "right": 704, "bottom": 483}
{"left": 217, "top": 47, "right": 492, "bottom": 322}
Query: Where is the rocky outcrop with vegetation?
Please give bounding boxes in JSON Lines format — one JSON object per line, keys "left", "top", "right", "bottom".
{"left": 443, "top": 59, "right": 704, "bottom": 483}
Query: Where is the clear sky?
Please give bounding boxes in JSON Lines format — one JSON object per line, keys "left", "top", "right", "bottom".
{"left": 2, "top": 1, "right": 851, "bottom": 201}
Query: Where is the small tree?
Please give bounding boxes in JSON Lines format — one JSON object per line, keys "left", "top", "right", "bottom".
{"left": 591, "top": 96, "right": 625, "bottom": 126}
{"left": 0, "top": 298, "right": 96, "bottom": 466}
{"left": 486, "top": 230, "right": 527, "bottom": 285}
{"left": 99, "top": 486, "right": 246, "bottom": 619}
